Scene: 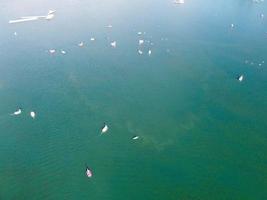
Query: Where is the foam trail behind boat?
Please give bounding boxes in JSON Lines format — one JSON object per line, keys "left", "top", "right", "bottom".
{"left": 9, "top": 17, "right": 39, "bottom": 24}
{"left": 20, "top": 15, "right": 46, "bottom": 19}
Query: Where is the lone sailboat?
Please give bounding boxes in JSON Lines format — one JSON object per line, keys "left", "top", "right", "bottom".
{"left": 237, "top": 75, "right": 244, "bottom": 82}
{"left": 85, "top": 166, "right": 93, "bottom": 178}
{"left": 11, "top": 108, "right": 22, "bottom": 116}
{"left": 101, "top": 123, "right": 109, "bottom": 134}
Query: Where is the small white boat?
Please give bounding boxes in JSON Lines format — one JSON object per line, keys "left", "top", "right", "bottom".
{"left": 12, "top": 108, "right": 22, "bottom": 116}
{"left": 106, "top": 24, "right": 113, "bottom": 28}
{"left": 110, "top": 41, "right": 116, "bottom": 48}
{"left": 132, "top": 136, "right": 139, "bottom": 140}
{"left": 30, "top": 111, "right": 36, "bottom": 119}
{"left": 46, "top": 10, "right": 56, "bottom": 20}
{"left": 139, "top": 39, "right": 144, "bottom": 45}
{"left": 101, "top": 123, "right": 109, "bottom": 134}
{"left": 138, "top": 50, "right": 143, "bottom": 55}
{"left": 61, "top": 50, "right": 66, "bottom": 54}
{"left": 90, "top": 37, "right": 95, "bottom": 41}
{"left": 137, "top": 32, "right": 142, "bottom": 35}
{"left": 49, "top": 49, "right": 56, "bottom": 54}
{"left": 173, "top": 0, "right": 185, "bottom": 4}
{"left": 14, "top": 32, "right": 17, "bottom": 36}
{"left": 238, "top": 75, "right": 244, "bottom": 82}
{"left": 78, "top": 42, "right": 84, "bottom": 47}
{"left": 148, "top": 50, "right": 152, "bottom": 56}
{"left": 86, "top": 167, "right": 93, "bottom": 178}
{"left": 45, "top": 14, "right": 55, "bottom": 20}
{"left": 231, "top": 23, "right": 235, "bottom": 28}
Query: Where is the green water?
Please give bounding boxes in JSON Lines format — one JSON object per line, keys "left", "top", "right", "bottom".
{"left": 0, "top": 0, "right": 267, "bottom": 199}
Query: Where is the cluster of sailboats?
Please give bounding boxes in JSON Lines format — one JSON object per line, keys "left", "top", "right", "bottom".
{"left": 10, "top": 107, "right": 138, "bottom": 179}
{"left": 46, "top": 32, "right": 152, "bottom": 56}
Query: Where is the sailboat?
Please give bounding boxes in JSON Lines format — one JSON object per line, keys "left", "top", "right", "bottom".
{"left": 85, "top": 167, "right": 93, "bottom": 178}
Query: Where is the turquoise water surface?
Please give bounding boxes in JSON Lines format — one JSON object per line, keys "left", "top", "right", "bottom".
{"left": 0, "top": 0, "right": 267, "bottom": 199}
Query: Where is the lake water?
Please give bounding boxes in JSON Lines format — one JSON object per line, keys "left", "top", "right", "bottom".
{"left": 0, "top": 0, "right": 267, "bottom": 199}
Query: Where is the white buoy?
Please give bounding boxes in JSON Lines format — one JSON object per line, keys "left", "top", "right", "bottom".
{"left": 138, "top": 50, "right": 143, "bottom": 55}
{"left": 110, "top": 41, "right": 116, "bottom": 48}
{"left": 238, "top": 75, "right": 244, "bottom": 82}
{"left": 139, "top": 39, "right": 144, "bottom": 45}
{"left": 132, "top": 136, "right": 139, "bottom": 140}
{"left": 49, "top": 49, "right": 56, "bottom": 54}
{"left": 78, "top": 42, "right": 84, "bottom": 47}
{"left": 12, "top": 108, "right": 22, "bottom": 116}
{"left": 148, "top": 49, "right": 152, "bottom": 56}
{"left": 30, "top": 111, "right": 36, "bottom": 119}
{"left": 101, "top": 123, "right": 109, "bottom": 134}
